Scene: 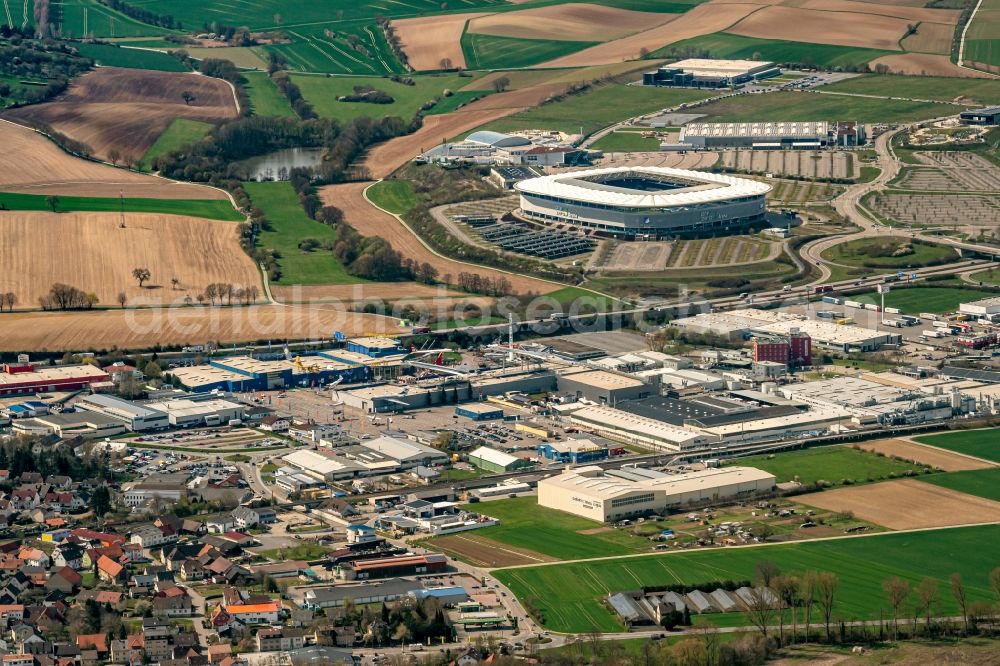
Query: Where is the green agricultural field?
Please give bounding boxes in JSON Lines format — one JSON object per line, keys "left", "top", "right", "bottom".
{"left": 914, "top": 428, "right": 1000, "bottom": 463}
{"left": 440, "top": 497, "right": 653, "bottom": 560}
{"left": 0, "top": 191, "right": 241, "bottom": 221}
{"left": 692, "top": 91, "right": 955, "bottom": 123}
{"left": 653, "top": 33, "right": 892, "bottom": 70}
{"left": 462, "top": 33, "right": 598, "bottom": 70}
{"left": 495, "top": 524, "right": 1000, "bottom": 634}
{"left": 965, "top": 0, "right": 1000, "bottom": 69}
{"left": 245, "top": 181, "right": 360, "bottom": 285}
{"left": 821, "top": 237, "right": 958, "bottom": 269}
{"left": 425, "top": 90, "right": 491, "bottom": 116}
{"left": 590, "top": 131, "right": 662, "bottom": 152}
{"left": 141, "top": 118, "right": 213, "bottom": 168}
{"left": 243, "top": 72, "right": 296, "bottom": 118}
{"left": 484, "top": 84, "right": 715, "bottom": 137}
{"left": 291, "top": 73, "right": 472, "bottom": 123}
{"left": 823, "top": 75, "right": 1000, "bottom": 106}
{"left": 366, "top": 180, "right": 419, "bottom": 215}
{"left": 57, "top": 0, "right": 174, "bottom": 38}
{"left": 728, "top": 445, "right": 928, "bottom": 487}
{"left": 922, "top": 468, "right": 1000, "bottom": 502}
{"left": 268, "top": 20, "right": 409, "bottom": 76}
{"left": 72, "top": 43, "right": 189, "bottom": 71}
{"left": 849, "top": 286, "right": 997, "bottom": 315}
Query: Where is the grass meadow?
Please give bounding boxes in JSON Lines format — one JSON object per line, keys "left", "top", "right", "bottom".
{"left": 244, "top": 181, "right": 360, "bottom": 285}
{"left": 0, "top": 191, "right": 241, "bottom": 221}
{"left": 444, "top": 497, "right": 652, "bottom": 560}
{"left": 462, "top": 33, "right": 598, "bottom": 70}
{"left": 823, "top": 75, "right": 1000, "bottom": 106}
{"left": 849, "top": 286, "right": 997, "bottom": 315}
{"left": 914, "top": 428, "right": 1000, "bottom": 464}
{"left": 728, "top": 445, "right": 930, "bottom": 487}
{"left": 366, "top": 180, "right": 419, "bottom": 215}
{"left": 141, "top": 118, "right": 213, "bottom": 168}
{"left": 922, "top": 468, "right": 1000, "bottom": 502}
{"left": 494, "top": 524, "right": 1000, "bottom": 633}
{"left": 590, "top": 131, "right": 663, "bottom": 152}
{"left": 243, "top": 72, "right": 297, "bottom": 118}
{"left": 693, "top": 91, "right": 956, "bottom": 123}
{"left": 292, "top": 73, "right": 473, "bottom": 122}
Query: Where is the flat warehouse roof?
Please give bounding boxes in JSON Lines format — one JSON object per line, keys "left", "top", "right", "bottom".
{"left": 560, "top": 369, "right": 646, "bottom": 390}
{"left": 470, "top": 446, "right": 519, "bottom": 467}
{"left": 0, "top": 365, "right": 108, "bottom": 386}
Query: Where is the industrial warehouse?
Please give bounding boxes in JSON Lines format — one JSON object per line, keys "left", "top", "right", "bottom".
{"left": 514, "top": 166, "right": 770, "bottom": 238}
{"left": 672, "top": 121, "right": 866, "bottom": 150}
{"left": 538, "top": 465, "right": 776, "bottom": 522}
{"left": 643, "top": 59, "right": 780, "bottom": 88}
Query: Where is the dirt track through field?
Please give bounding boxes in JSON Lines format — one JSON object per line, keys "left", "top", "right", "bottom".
{"left": 467, "top": 4, "right": 676, "bottom": 42}
{"left": 0, "top": 306, "right": 392, "bottom": 352}
{"left": 393, "top": 13, "right": 487, "bottom": 70}
{"left": 798, "top": 478, "right": 1000, "bottom": 530}
{"left": 538, "top": 1, "right": 767, "bottom": 67}
{"left": 870, "top": 52, "right": 995, "bottom": 77}
{"left": 0, "top": 211, "right": 259, "bottom": 308}
{"left": 319, "top": 181, "right": 554, "bottom": 294}
{"left": 4, "top": 67, "right": 238, "bottom": 161}
{"left": 0, "top": 120, "right": 227, "bottom": 199}
{"left": 860, "top": 438, "right": 996, "bottom": 471}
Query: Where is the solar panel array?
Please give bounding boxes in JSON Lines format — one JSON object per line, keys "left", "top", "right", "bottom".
{"left": 476, "top": 222, "right": 595, "bottom": 259}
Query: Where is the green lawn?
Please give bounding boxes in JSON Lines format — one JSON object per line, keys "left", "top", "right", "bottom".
{"left": 692, "top": 91, "right": 956, "bottom": 123}
{"left": 969, "top": 267, "right": 1000, "bottom": 286}
{"left": 245, "top": 181, "right": 360, "bottom": 285}
{"left": 652, "top": 33, "right": 892, "bottom": 69}
{"left": 0, "top": 191, "right": 241, "bottom": 221}
{"left": 292, "top": 73, "right": 473, "bottom": 122}
{"left": 922, "top": 468, "right": 1000, "bottom": 502}
{"left": 823, "top": 75, "right": 1000, "bottom": 106}
{"left": 914, "top": 428, "right": 1000, "bottom": 463}
{"left": 821, "top": 238, "right": 958, "bottom": 269}
{"left": 257, "top": 543, "right": 331, "bottom": 561}
{"left": 366, "top": 179, "right": 419, "bottom": 215}
{"left": 462, "top": 33, "right": 598, "bottom": 70}
{"left": 495, "top": 524, "right": 1000, "bottom": 633}
{"left": 547, "top": 285, "right": 620, "bottom": 311}
{"left": 72, "top": 43, "right": 190, "bottom": 71}
{"left": 483, "top": 84, "right": 715, "bottom": 137}
{"left": 243, "top": 72, "right": 296, "bottom": 118}
{"left": 435, "top": 497, "right": 653, "bottom": 560}
{"left": 590, "top": 131, "right": 662, "bottom": 152}
{"left": 728, "top": 445, "right": 929, "bottom": 487}
{"left": 848, "top": 286, "right": 997, "bottom": 315}
{"left": 141, "top": 118, "right": 213, "bottom": 168}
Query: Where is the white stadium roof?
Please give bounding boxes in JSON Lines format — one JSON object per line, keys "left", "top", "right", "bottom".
{"left": 514, "top": 166, "right": 770, "bottom": 208}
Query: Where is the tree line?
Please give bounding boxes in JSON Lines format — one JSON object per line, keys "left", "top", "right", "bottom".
{"left": 97, "top": 0, "right": 181, "bottom": 30}
{"left": 38, "top": 283, "right": 98, "bottom": 310}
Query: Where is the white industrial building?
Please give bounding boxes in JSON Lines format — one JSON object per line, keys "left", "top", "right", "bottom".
{"left": 959, "top": 296, "right": 1000, "bottom": 318}
{"left": 282, "top": 436, "right": 448, "bottom": 481}
{"left": 143, "top": 397, "right": 245, "bottom": 427}
{"left": 671, "top": 309, "right": 900, "bottom": 352}
{"left": 566, "top": 404, "right": 719, "bottom": 451}
{"left": 76, "top": 394, "right": 169, "bottom": 432}
{"left": 538, "top": 465, "right": 775, "bottom": 522}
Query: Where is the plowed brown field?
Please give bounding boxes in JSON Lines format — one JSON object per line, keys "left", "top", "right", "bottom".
{"left": 4, "top": 68, "right": 238, "bottom": 161}
{"left": 871, "top": 53, "right": 996, "bottom": 77}
{"left": 0, "top": 211, "right": 258, "bottom": 308}
{"left": 430, "top": 533, "right": 557, "bottom": 567}
{"left": 0, "top": 120, "right": 227, "bottom": 199}
{"left": 798, "top": 478, "right": 1000, "bottom": 530}
{"left": 467, "top": 4, "right": 675, "bottom": 42}
{"left": 0, "top": 306, "right": 392, "bottom": 352}
{"left": 728, "top": 6, "right": 912, "bottom": 50}
{"left": 393, "top": 13, "right": 487, "bottom": 70}
{"left": 860, "top": 439, "right": 996, "bottom": 471}
{"left": 539, "top": 1, "right": 766, "bottom": 67}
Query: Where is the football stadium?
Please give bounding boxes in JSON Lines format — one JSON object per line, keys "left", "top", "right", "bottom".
{"left": 514, "top": 167, "right": 771, "bottom": 238}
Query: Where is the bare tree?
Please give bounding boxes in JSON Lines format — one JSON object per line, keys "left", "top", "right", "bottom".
{"left": 799, "top": 571, "right": 817, "bottom": 642}
{"left": 132, "top": 267, "right": 151, "bottom": 287}
{"left": 1, "top": 292, "right": 15, "bottom": 312}
{"left": 108, "top": 148, "right": 121, "bottom": 166}
{"left": 117, "top": 292, "right": 127, "bottom": 309}
{"left": 816, "top": 572, "right": 838, "bottom": 642}
{"left": 439, "top": 57, "right": 452, "bottom": 70}
{"left": 951, "top": 573, "right": 969, "bottom": 635}
{"left": 744, "top": 586, "right": 777, "bottom": 639}
{"left": 779, "top": 574, "right": 800, "bottom": 645}
{"left": 756, "top": 560, "right": 780, "bottom": 589}
{"left": 915, "top": 577, "right": 939, "bottom": 636}
{"left": 123, "top": 153, "right": 136, "bottom": 170}
{"left": 883, "top": 577, "right": 909, "bottom": 641}
{"left": 181, "top": 91, "right": 195, "bottom": 105}
{"left": 171, "top": 277, "right": 180, "bottom": 290}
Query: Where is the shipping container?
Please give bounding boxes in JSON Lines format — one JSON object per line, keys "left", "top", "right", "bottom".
{"left": 920, "top": 312, "right": 940, "bottom": 321}
{"left": 923, "top": 330, "right": 944, "bottom": 338}
{"left": 863, "top": 303, "right": 882, "bottom": 312}
{"left": 884, "top": 307, "right": 901, "bottom": 315}
{"left": 821, "top": 295, "right": 841, "bottom": 305}
{"left": 844, "top": 300, "right": 862, "bottom": 309}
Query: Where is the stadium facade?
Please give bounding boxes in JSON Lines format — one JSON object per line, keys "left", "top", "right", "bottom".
{"left": 514, "top": 166, "right": 770, "bottom": 238}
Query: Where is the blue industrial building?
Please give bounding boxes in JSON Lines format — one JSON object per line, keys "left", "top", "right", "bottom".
{"left": 537, "top": 440, "right": 609, "bottom": 464}
{"left": 168, "top": 354, "right": 370, "bottom": 393}
{"left": 455, "top": 403, "right": 504, "bottom": 421}
{"left": 346, "top": 337, "right": 405, "bottom": 358}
